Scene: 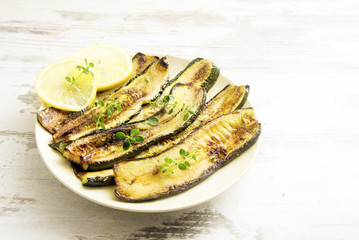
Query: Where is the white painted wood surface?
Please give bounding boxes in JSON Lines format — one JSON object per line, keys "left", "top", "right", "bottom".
{"left": 1, "top": 0, "right": 359, "bottom": 239}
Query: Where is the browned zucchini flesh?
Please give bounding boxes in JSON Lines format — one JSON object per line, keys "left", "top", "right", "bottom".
{"left": 114, "top": 108, "right": 261, "bottom": 202}
{"left": 52, "top": 57, "right": 170, "bottom": 143}
{"left": 63, "top": 83, "right": 206, "bottom": 171}
{"left": 37, "top": 53, "right": 158, "bottom": 134}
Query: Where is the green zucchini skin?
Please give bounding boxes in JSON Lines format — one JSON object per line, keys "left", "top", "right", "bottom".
{"left": 72, "top": 164, "right": 114, "bottom": 187}
{"left": 76, "top": 84, "right": 249, "bottom": 186}
{"left": 37, "top": 53, "right": 159, "bottom": 135}
{"left": 235, "top": 85, "right": 249, "bottom": 109}
{"left": 113, "top": 108, "right": 261, "bottom": 202}
{"left": 64, "top": 83, "right": 207, "bottom": 171}
{"left": 164, "top": 57, "right": 219, "bottom": 93}
{"left": 52, "top": 57, "right": 170, "bottom": 144}
{"left": 49, "top": 141, "right": 69, "bottom": 153}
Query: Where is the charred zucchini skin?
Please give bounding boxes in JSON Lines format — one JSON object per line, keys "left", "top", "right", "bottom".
{"left": 84, "top": 176, "right": 114, "bottom": 187}
{"left": 83, "top": 85, "right": 207, "bottom": 171}
{"left": 72, "top": 164, "right": 114, "bottom": 187}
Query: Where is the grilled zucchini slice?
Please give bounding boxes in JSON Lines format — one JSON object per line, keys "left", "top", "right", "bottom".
{"left": 37, "top": 53, "right": 158, "bottom": 134}
{"left": 72, "top": 164, "right": 115, "bottom": 186}
{"left": 52, "top": 57, "right": 170, "bottom": 143}
{"left": 129, "top": 58, "right": 219, "bottom": 122}
{"left": 114, "top": 108, "right": 261, "bottom": 202}
{"left": 73, "top": 84, "right": 249, "bottom": 186}
{"left": 136, "top": 84, "right": 249, "bottom": 158}
{"left": 64, "top": 83, "right": 206, "bottom": 171}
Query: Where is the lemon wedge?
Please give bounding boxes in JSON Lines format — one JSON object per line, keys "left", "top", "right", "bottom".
{"left": 35, "top": 58, "right": 98, "bottom": 111}
{"left": 73, "top": 44, "right": 133, "bottom": 91}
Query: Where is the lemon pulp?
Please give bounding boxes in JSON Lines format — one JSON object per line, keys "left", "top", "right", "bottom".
{"left": 35, "top": 58, "right": 98, "bottom": 111}
{"left": 73, "top": 44, "right": 133, "bottom": 91}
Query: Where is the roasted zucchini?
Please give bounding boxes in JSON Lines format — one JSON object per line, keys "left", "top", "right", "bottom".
{"left": 136, "top": 84, "right": 249, "bottom": 158}
{"left": 72, "top": 164, "right": 114, "bottom": 186}
{"left": 129, "top": 58, "right": 219, "bottom": 122}
{"left": 64, "top": 83, "right": 206, "bottom": 171}
{"left": 76, "top": 84, "right": 249, "bottom": 186}
{"left": 37, "top": 108, "right": 83, "bottom": 134}
{"left": 114, "top": 108, "right": 261, "bottom": 202}
{"left": 37, "top": 53, "right": 158, "bottom": 134}
{"left": 94, "top": 53, "right": 160, "bottom": 101}
{"left": 52, "top": 57, "right": 170, "bottom": 143}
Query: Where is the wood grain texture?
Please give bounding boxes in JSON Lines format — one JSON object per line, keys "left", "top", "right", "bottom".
{"left": 1, "top": 0, "right": 359, "bottom": 239}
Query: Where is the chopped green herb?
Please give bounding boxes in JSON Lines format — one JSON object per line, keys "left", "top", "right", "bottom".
{"left": 147, "top": 116, "right": 159, "bottom": 126}
{"left": 165, "top": 157, "right": 173, "bottom": 164}
{"left": 115, "top": 132, "right": 126, "bottom": 140}
{"left": 135, "top": 135, "right": 144, "bottom": 143}
{"left": 130, "top": 128, "right": 140, "bottom": 136}
{"left": 178, "top": 163, "right": 187, "bottom": 170}
{"left": 179, "top": 148, "right": 186, "bottom": 158}
{"left": 123, "top": 140, "right": 131, "bottom": 150}
{"left": 98, "top": 100, "right": 104, "bottom": 107}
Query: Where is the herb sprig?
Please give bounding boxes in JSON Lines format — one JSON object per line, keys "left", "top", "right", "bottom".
{"left": 182, "top": 103, "right": 195, "bottom": 121}
{"left": 147, "top": 94, "right": 177, "bottom": 126}
{"left": 147, "top": 116, "right": 159, "bottom": 126}
{"left": 149, "top": 95, "right": 177, "bottom": 113}
{"left": 146, "top": 95, "right": 195, "bottom": 126}
{"left": 93, "top": 99, "right": 122, "bottom": 130}
{"left": 115, "top": 128, "right": 144, "bottom": 150}
{"left": 159, "top": 148, "right": 197, "bottom": 174}
{"left": 65, "top": 58, "right": 94, "bottom": 90}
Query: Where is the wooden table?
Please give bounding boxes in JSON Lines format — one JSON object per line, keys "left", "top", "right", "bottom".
{"left": 1, "top": 0, "right": 359, "bottom": 239}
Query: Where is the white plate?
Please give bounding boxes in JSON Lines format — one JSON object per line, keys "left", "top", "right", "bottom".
{"left": 35, "top": 55, "right": 260, "bottom": 213}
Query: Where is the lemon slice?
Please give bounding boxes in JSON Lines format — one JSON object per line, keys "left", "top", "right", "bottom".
{"left": 73, "top": 44, "right": 133, "bottom": 91}
{"left": 35, "top": 58, "right": 98, "bottom": 111}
